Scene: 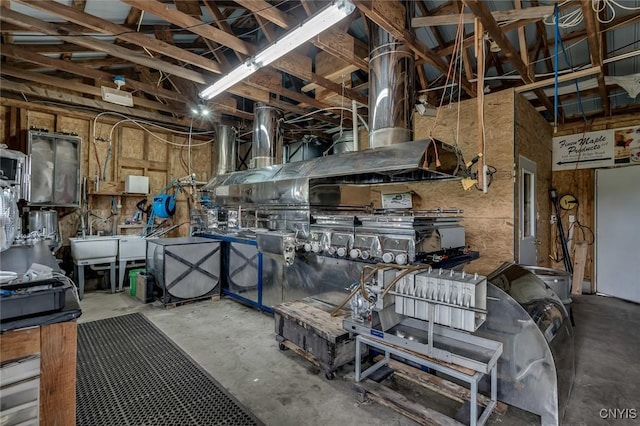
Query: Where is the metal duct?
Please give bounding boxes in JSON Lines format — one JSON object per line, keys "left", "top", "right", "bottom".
{"left": 216, "top": 125, "right": 237, "bottom": 175}
{"left": 368, "top": 3, "right": 415, "bottom": 148}
{"left": 332, "top": 131, "right": 356, "bottom": 154}
{"left": 252, "top": 103, "right": 283, "bottom": 169}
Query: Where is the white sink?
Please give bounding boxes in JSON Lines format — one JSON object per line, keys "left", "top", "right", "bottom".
{"left": 70, "top": 236, "right": 119, "bottom": 262}
{"left": 118, "top": 236, "right": 146, "bottom": 261}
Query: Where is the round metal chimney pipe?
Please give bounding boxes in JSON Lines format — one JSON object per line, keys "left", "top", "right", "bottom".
{"left": 368, "top": 2, "right": 415, "bottom": 148}
{"left": 252, "top": 103, "right": 283, "bottom": 168}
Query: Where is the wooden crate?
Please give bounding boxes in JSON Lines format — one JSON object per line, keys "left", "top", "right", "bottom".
{"left": 273, "top": 298, "right": 360, "bottom": 379}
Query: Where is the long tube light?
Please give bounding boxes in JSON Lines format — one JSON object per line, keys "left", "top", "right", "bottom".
{"left": 199, "top": 0, "right": 355, "bottom": 100}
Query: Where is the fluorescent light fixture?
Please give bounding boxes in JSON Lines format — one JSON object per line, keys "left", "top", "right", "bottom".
{"left": 199, "top": 0, "right": 355, "bottom": 100}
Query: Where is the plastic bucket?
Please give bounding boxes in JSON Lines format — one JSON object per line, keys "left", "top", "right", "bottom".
{"left": 129, "top": 269, "right": 145, "bottom": 296}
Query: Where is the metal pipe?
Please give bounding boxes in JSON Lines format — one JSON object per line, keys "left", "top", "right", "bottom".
{"left": 368, "top": 4, "right": 415, "bottom": 149}
{"left": 251, "top": 103, "right": 283, "bottom": 168}
{"left": 216, "top": 125, "right": 237, "bottom": 175}
{"left": 351, "top": 99, "right": 359, "bottom": 152}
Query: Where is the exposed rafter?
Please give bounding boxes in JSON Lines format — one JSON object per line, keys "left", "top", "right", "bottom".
{"left": 466, "top": 0, "right": 554, "bottom": 112}
{"left": 0, "top": 7, "right": 209, "bottom": 84}
{"left": 412, "top": 5, "right": 554, "bottom": 27}
{"left": 354, "top": 0, "right": 476, "bottom": 97}
{"left": 580, "top": 0, "right": 610, "bottom": 116}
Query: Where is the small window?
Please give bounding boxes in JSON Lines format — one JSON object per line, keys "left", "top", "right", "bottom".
{"left": 522, "top": 170, "right": 535, "bottom": 238}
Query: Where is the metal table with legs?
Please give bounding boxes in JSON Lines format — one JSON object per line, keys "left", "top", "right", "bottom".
{"left": 74, "top": 257, "right": 116, "bottom": 299}
{"left": 355, "top": 334, "right": 498, "bottom": 426}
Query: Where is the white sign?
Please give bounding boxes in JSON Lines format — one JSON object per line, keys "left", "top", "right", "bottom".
{"left": 382, "top": 192, "right": 412, "bottom": 209}
{"left": 552, "top": 129, "right": 613, "bottom": 171}
{"left": 553, "top": 125, "right": 640, "bottom": 171}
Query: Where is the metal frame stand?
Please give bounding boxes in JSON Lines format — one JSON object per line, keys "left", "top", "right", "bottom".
{"left": 74, "top": 257, "right": 116, "bottom": 299}
{"left": 355, "top": 334, "right": 498, "bottom": 426}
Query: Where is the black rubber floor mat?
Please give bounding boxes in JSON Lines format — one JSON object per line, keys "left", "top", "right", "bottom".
{"left": 77, "top": 312, "right": 263, "bottom": 426}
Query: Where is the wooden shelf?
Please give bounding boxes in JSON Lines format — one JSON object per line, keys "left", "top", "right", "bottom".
{"left": 88, "top": 192, "right": 148, "bottom": 197}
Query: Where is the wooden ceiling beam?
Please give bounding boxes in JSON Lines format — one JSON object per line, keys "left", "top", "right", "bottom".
{"left": 0, "top": 22, "right": 88, "bottom": 33}
{"left": 12, "top": 42, "right": 208, "bottom": 54}
{"left": 1, "top": 64, "right": 180, "bottom": 114}
{"left": 0, "top": 6, "right": 209, "bottom": 84}
{"left": 11, "top": 0, "right": 224, "bottom": 75}
{"left": 412, "top": 5, "right": 554, "bottom": 27}
{"left": 0, "top": 43, "right": 189, "bottom": 102}
{"left": 514, "top": 0, "right": 532, "bottom": 76}
{"left": 353, "top": 0, "right": 476, "bottom": 97}
{"left": 121, "top": 0, "right": 253, "bottom": 55}
{"left": 466, "top": 0, "right": 554, "bottom": 112}
{"left": 202, "top": 0, "right": 245, "bottom": 62}
{"left": 416, "top": 1, "right": 447, "bottom": 51}
{"left": 234, "top": 0, "right": 295, "bottom": 28}
{"left": 436, "top": 17, "right": 539, "bottom": 57}
{"left": 11, "top": 58, "right": 134, "bottom": 72}
{"left": 239, "top": 0, "right": 369, "bottom": 72}
{"left": 581, "top": 0, "right": 610, "bottom": 116}
{"left": 454, "top": 0, "right": 473, "bottom": 82}
{"left": 0, "top": 79, "right": 199, "bottom": 127}
{"left": 135, "top": 0, "right": 367, "bottom": 105}
{"left": 124, "top": 5, "right": 143, "bottom": 27}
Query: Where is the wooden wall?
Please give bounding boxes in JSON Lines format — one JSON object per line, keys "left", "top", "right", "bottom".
{"left": 551, "top": 113, "right": 640, "bottom": 287}
{"left": 514, "top": 93, "right": 553, "bottom": 267}
{"left": 0, "top": 98, "right": 213, "bottom": 245}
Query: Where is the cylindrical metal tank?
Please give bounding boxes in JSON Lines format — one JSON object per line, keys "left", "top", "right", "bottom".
{"left": 368, "top": 5, "right": 415, "bottom": 149}
{"left": 522, "top": 265, "right": 572, "bottom": 305}
{"left": 252, "top": 103, "right": 283, "bottom": 168}
{"left": 332, "top": 131, "right": 357, "bottom": 154}
{"left": 216, "top": 124, "right": 237, "bottom": 175}
{"left": 28, "top": 210, "right": 58, "bottom": 240}
{"left": 476, "top": 263, "right": 575, "bottom": 426}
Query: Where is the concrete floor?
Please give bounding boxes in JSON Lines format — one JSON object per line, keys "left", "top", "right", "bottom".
{"left": 79, "top": 291, "right": 640, "bottom": 426}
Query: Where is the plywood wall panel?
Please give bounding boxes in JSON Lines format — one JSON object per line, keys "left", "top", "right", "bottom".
{"left": 399, "top": 90, "right": 516, "bottom": 273}
{"left": 514, "top": 93, "right": 553, "bottom": 267}
{"left": 25, "top": 110, "right": 55, "bottom": 132}
{"left": 92, "top": 121, "right": 114, "bottom": 180}
{"left": 148, "top": 132, "right": 169, "bottom": 162}
{"left": 192, "top": 143, "right": 212, "bottom": 182}
{"left": 121, "top": 127, "right": 144, "bottom": 159}
{"left": 147, "top": 170, "right": 168, "bottom": 195}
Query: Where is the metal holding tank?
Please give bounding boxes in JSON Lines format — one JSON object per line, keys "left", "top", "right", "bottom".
{"left": 521, "top": 265, "right": 572, "bottom": 305}
{"left": 479, "top": 263, "right": 575, "bottom": 426}
{"left": 251, "top": 103, "right": 283, "bottom": 169}
{"left": 28, "top": 210, "right": 58, "bottom": 240}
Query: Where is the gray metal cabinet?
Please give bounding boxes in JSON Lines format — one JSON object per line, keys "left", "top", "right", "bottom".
{"left": 27, "top": 131, "right": 81, "bottom": 206}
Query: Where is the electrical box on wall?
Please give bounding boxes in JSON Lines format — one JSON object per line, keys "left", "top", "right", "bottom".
{"left": 125, "top": 176, "right": 149, "bottom": 194}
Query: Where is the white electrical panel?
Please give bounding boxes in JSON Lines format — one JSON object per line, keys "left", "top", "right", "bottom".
{"left": 125, "top": 175, "right": 149, "bottom": 194}
{"left": 394, "top": 269, "right": 487, "bottom": 332}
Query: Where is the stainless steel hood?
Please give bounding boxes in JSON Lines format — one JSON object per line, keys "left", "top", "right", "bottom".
{"left": 202, "top": 138, "right": 465, "bottom": 200}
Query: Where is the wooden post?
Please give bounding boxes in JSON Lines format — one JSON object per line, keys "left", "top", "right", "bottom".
{"left": 475, "top": 18, "right": 485, "bottom": 189}
{"left": 572, "top": 241, "right": 588, "bottom": 295}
